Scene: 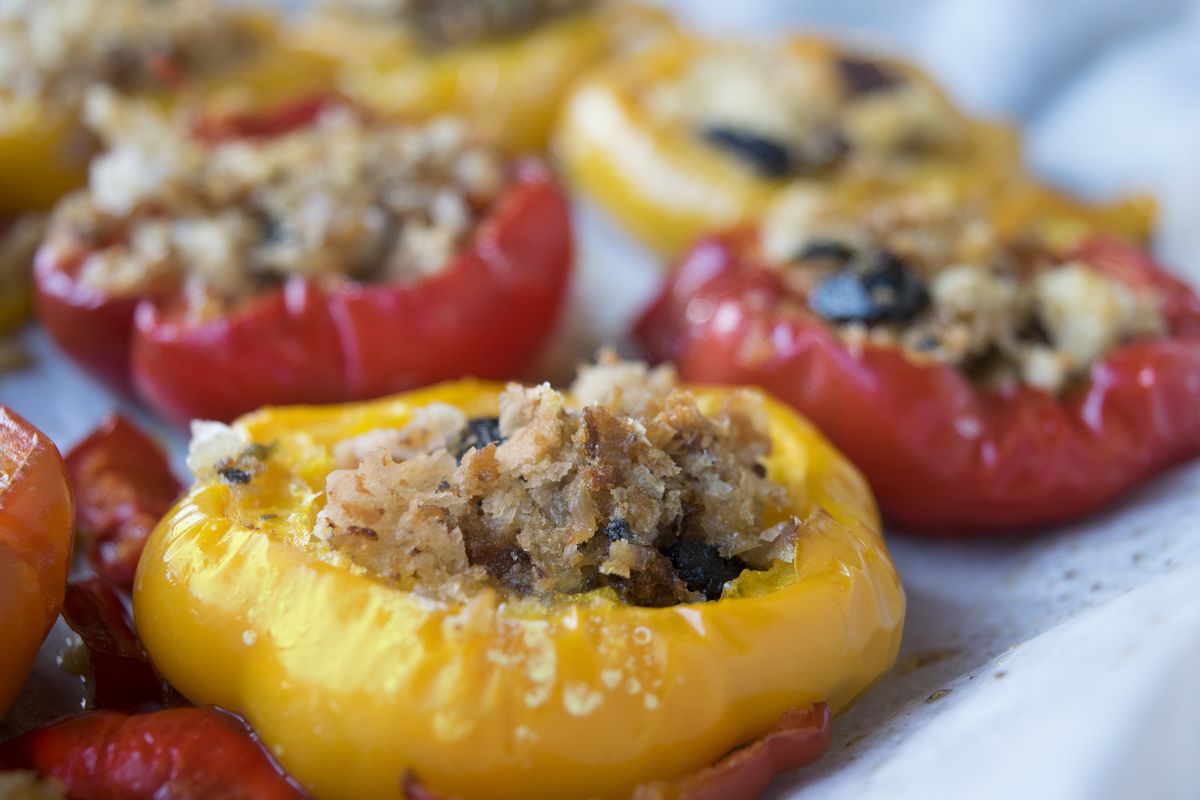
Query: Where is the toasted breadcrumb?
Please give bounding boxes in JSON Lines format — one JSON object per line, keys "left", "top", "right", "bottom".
{"left": 315, "top": 358, "right": 795, "bottom": 605}
{"left": 759, "top": 190, "right": 1166, "bottom": 393}
{"left": 44, "top": 93, "right": 505, "bottom": 318}
{"left": 0, "top": 0, "right": 256, "bottom": 104}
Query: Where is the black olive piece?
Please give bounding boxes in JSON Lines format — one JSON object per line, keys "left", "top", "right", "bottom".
{"left": 837, "top": 55, "right": 904, "bottom": 96}
{"left": 808, "top": 250, "right": 930, "bottom": 324}
{"left": 796, "top": 239, "right": 857, "bottom": 264}
{"left": 602, "top": 517, "right": 634, "bottom": 543}
{"left": 664, "top": 541, "right": 748, "bottom": 601}
{"left": 701, "top": 126, "right": 794, "bottom": 179}
{"left": 455, "top": 417, "right": 504, "bottom": 461}
{"left": 218, "top": 467, "right": 253, "bottom": 485}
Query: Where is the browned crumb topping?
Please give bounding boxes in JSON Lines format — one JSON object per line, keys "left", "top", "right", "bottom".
{"left": 40, "top": 93, "right": 505, "bottom": 318}
{"left": 0, "top": 0, "right": 258, "bottom": 104}
{"left": 329, "top": 0, "right": 596, "bottom": 49}
{"left": 314, "top": 356, "right": 797, "bottom": 606}
{"left": 760, "top": 190, "right": 1165, "bottom": 393}
{"left": 648, "top": 45, "right": 967, "bottom": 180}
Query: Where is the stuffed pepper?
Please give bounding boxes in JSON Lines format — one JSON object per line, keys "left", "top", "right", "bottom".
{"left": 555, "top": 33, "right": 1154, "bottom": 257}
{"left": 133, "top": 355, "right": 904, "bottom": 800}
{"left": 0, "top": 0, "right": 333, "bottom": 333}
{"left": 637, "top": 193, "right": 1200, "bottom": 534}
{"left": 35, "top": 93, "right": 572, "bottom": 424}
{"left": 0, "top": 408, "right": 75, "bottom": 718}
{"left": 0, "top": 0, "right": 332, "bottom": 215}
{"left": 289, "top": 0, "right": 672, "bottom": 153}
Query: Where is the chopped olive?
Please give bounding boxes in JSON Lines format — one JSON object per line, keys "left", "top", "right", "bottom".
{"left": 837, "top": 55, "right": 904, "bottom": 96}
{"left": 808, "top": 250, "right": 929, "bottom": 324}
{"left": 602, "top": 517, "right": 633, "bottom": 543}
{"left": 796, "top": 239, "right": 856, "bottom": 264}
{"left": 218, "top": 466, "right": 253, "bottom": 485}
{"left": 701, "top": 126, "right": 794, "bottom": 178}
{"left": 664, "top": 541, "right": 747, "bottom": 601}
{"left": 456, "top": 417, "right": 504, "bottom": 461}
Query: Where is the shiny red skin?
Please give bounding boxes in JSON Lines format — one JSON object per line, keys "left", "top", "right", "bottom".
{"left": 34, "top": 104, "right": 572, "bottom": 424}
{"left": 65, "top": 415, "right": 182, "bottom": 591}
{"left": 637, "top": 232, "right": 1200, "bottom": 534}
{"left": 0, "top": 709, "right": 307, "bottom": 800}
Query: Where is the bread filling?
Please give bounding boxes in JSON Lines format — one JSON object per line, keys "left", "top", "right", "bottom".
{"left": 646, "top": 45, "right": 968, "bottom": 180}
{"left": 0, "top": 0, "right": 258, "bottom": 104}
{"left": 759, "top": 189, "right": 1165, "bottom": 393}
{"left": 299, "top": 356, "right": 797, "bottom": 606}
{"left": 41, "top": 93, "right": 505, "bottom": 319}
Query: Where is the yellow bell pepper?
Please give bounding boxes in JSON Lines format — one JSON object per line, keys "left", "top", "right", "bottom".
{"left": 0, "top": 12, "right": 333, "bottom": 217}
{"left": 133, "top": 379, "right": 904, "bottom": 800}
{"left": 289, "top": 3, "right": 672, "bottom": 154}
{"left": 554, "top": 33, "right": 1154, "bottom": 258}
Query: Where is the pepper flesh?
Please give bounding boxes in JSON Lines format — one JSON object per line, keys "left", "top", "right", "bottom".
{"left": 637, "top": 231, "right": 1200, "bottom": 533}
{"left": 290, "top": 3, "right": 673, "bottom": 153}
{"left": 554, "top": 33, "right": 1155, "bottom": 258}
{"left": 133, "top": 379, "right": 904, "bottom": 800}
{"left": 0, "top": 407, "right": 75, "bottom": 718}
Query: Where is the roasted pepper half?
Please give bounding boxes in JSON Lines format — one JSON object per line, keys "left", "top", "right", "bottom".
{"left": 133, "top": 378, "right": 904, "bottom": 800}
{"left": 554, "top": 32, "right": 1154, "bottom": 258}
{"left": 0, "top": 407, "right": 74, "bottom": 718}
{"left": 638, "top": 230, "right": 1200, "bottom": 534}
{"left": 35, "top": 97, "right": 572, "bottom": 424}
{"left": 290, "top": 1, "right": 672, "bottom": 153}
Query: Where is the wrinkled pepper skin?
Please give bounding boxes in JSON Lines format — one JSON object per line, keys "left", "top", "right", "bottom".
{"left": 133, "top": 380, "right": 905, "bottom": 800}
{"left": 35, "top": 99, "right": 572, "bottom": 424}
{"left": 0, "top": 709, "right": 307, "bottom": 800}
{"left": 0, "top": 13, "right": 333, "bottom": 217}
{"left": 554, "top": 33, "right": 1154, "bottom": 258}
{"left": 0, "top": 408, "right": 74, "bottom": 718}
{"left": 637, "top": 232, "right": 1200, "bottom": 534}
{"left": 290, "top": 4, "right": 672, "bottom": 153}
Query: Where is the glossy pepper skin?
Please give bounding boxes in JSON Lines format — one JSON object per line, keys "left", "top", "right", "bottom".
{"left": 0, "top": 408, "right": 74, "bottom": 718}
{"left": 35, "top": 103, "right": 572, "bottom": 426}
{"left": 65, "top": 415, "right": 183, "bottom": 592}
{"left": 289, "top": 3, "right": 672, "bottom": 153}
{"left": 0, "top": 12, "right": 332, "bottom": 217}
{"left": 133, "top": 380, "right": 905, "bottom": 800}
{"left": 554, "top": 33, "right": 1154, "bottom": 259}
{"left": 637, "top": 232, "right": 1200, "bottom": 534}
{"left": 0, "top": 709, "right": 307, "bottom": 800}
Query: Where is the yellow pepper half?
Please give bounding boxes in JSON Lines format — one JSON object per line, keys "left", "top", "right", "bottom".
{"left": 289, "top": 3, "right": 672, "bottom": 154}
{"left": 133, "top": 379, "right": 904, "bottom": 800}
{"left": 554, "top": 33, "right": 1154, "bottom": 258}
{"left": 0, "top": 12, "right": 333, "bottom": 217}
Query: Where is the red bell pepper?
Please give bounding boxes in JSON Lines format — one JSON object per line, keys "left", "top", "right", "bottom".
{"left": 0, "top": 708, "right": 307, "bottom": 800}
{"left": 35, "top": 99, "right": 572, "bottom": 424}
{"left": 637, "top": 232, "right": 1200, "bottom": 534}
{"left": 65, "top": 415, "right": 182, "bottom": 592}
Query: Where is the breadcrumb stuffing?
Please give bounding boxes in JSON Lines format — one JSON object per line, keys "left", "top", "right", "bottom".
{"left": 43, "top": 92, "right": 506, "bottom": 318}
{"left": 325, "top": 0, "right": 595, "bottom": 48}
{"left": 759, "top": 190, "right": 1166, "bottom": 393}
{"left": 0, "top": 0, "right": 257, "bottom": 104}
{"left": 314, "top": 355, "right": 796, "bottom": 605}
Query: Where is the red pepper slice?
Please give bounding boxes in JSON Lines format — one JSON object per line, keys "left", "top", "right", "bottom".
{"left": 64, "top": 414, "right": 182, "bottom": 591}
{"left": 637, "top": 231, "right": 1200, "bottom": 534}
{"left": 0, "top": 708, "right": 308, "bottom": 800}
{"left": 61, "top": 579, "right": 167, "bottom": 712}
{"left": 35, "top": 102, "right": 572, "bottom": 424}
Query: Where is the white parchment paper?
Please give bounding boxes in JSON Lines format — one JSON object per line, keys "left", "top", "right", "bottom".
{"left": 3, "top": 2, "right": 1200, "bottom": 798}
